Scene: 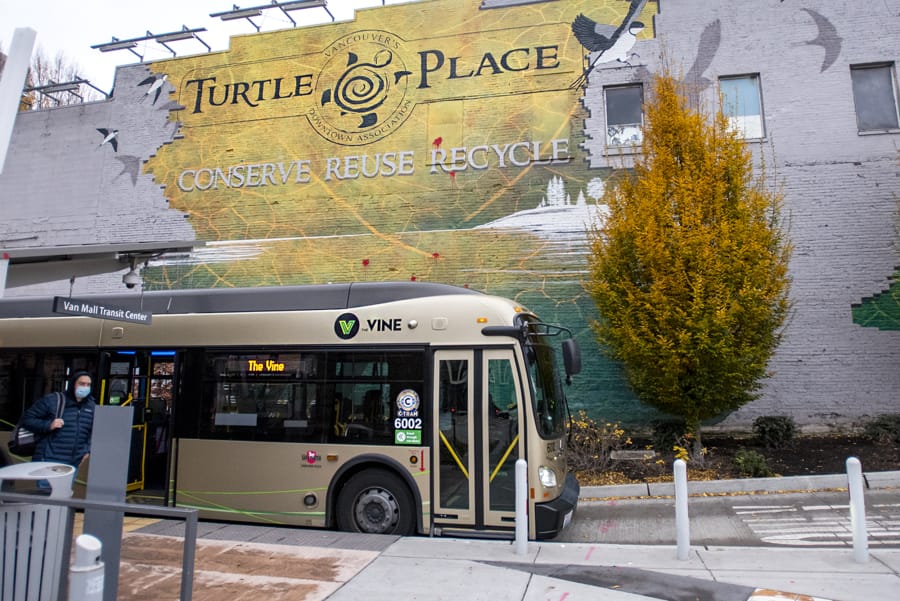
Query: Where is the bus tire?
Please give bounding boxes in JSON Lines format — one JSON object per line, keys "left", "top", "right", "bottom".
{"left": 336, "top": 469, "right": 415, "bottom": 536}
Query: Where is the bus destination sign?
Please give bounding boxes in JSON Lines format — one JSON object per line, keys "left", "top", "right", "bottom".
{"left": 53, "top": 296, "right": 153, "bottom": 325}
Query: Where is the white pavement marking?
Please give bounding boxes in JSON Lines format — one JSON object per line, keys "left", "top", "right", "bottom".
{"left": 733, "top": 503, "right": 900, "bottom": 547}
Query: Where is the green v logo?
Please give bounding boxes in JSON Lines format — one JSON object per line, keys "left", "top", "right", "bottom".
{"left": 334, "top": 312, "right": 360, "bottom": 339}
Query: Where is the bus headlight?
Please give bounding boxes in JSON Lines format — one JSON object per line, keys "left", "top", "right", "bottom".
{"left": 538, "top": 465, "right": 558, "bottom": 488}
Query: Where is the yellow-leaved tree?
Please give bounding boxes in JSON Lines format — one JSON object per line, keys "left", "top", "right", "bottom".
{"left": 587, "top": 73, "right": 792, "bottom": 458}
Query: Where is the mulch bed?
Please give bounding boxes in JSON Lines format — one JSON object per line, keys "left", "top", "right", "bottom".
{"left": 579, "top": 436, "right": 900, "bottom": 486}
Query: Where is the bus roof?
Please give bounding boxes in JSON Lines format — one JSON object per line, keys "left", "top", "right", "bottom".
{"left": 0, "top": 282, "right": 483, "bottom": 318}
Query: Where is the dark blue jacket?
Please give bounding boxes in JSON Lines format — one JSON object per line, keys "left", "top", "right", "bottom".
{"left": 22, "top": 389, "right": 96, "bottom": 467}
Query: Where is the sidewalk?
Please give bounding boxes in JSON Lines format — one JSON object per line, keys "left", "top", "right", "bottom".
{"left": 109, "top": 471, "right": 900, "bottom": 600}
{"left": 118, "top": 525, "right": 900, "bottom": 601}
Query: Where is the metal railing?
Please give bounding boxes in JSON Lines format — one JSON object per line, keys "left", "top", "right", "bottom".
{"left": 0, "top": 491, "right": 198, "bottom": 601}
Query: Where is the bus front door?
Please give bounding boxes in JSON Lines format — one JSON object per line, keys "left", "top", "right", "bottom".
{"left": 432, "top": 349, "right": 523, "bottom": 536}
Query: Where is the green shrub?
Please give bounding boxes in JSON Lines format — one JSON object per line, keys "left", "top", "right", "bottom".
{"left": 862, "top": 414, "right": 900, "bottom": 445}
{"left": 752, "top": 415, "right": 796, "bottom": 448}
{"left": 733, "top": 449, "right": 773, "bottom": 478}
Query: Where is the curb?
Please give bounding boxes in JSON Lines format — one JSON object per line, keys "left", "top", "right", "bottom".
{"left": 580, "top": 470, "right": 900, "bottom": 499}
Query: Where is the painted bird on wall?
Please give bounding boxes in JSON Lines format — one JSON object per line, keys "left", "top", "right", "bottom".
{"left": 570, "top": 0, "right": 647, "bottom": 88}
{"left": 97, "top": 128, "right": 119, "bottom": 152}
{"left": 137, "top": 74, "right": 168, "bottom": 104}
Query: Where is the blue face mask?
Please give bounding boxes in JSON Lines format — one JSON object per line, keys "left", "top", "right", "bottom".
{"left": 75, "top": 386, "right": 91, "bottom": 400}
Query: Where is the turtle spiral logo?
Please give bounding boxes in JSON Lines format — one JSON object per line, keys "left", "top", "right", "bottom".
{"left": 311, "top": 31, "right": 414, "bottom": 145}
{"left": 323, "top": 49, "right": 397, "bottom": 129}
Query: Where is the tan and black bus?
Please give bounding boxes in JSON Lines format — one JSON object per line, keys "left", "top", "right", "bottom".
{"left": 0, "top": 282, "right": 580, "bottom": 539}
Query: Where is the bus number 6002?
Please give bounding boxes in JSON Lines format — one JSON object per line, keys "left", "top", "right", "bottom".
{"left": 395, "top": 417, "right": 422, "bottom": 429}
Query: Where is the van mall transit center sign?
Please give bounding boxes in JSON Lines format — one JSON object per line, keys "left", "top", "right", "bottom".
{"left": 53, "top": 297, "right": 152, "bottom": 325}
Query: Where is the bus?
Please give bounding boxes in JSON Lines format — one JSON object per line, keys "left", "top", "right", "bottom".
{"left": 0, "top": 282, "right": 581, "bottom": 539}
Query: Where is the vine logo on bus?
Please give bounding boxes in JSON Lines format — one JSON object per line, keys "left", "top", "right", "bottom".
{"left": 334, "top": 312, "right": 360, "bottom": 339}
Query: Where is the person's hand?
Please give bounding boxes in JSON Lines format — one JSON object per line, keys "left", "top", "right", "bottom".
{"left": 50, "top": 418, "right": 64, "bottom": 430}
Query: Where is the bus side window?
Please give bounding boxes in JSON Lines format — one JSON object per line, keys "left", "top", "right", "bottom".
{"left": 333, "top": 395, "right": 350, "bottom": 438}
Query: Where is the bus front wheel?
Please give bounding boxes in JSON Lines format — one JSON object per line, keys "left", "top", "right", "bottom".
{"left": 336, "top": 470, "right": 415, "bottom": 536}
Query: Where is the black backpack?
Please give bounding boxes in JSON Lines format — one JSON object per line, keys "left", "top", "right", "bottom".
{"left": 7, "top": 392, "right": 64, "bottom": 457}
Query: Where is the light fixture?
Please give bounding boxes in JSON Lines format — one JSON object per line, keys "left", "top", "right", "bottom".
{"left": 24, "top": 78, "right": 111, "bottom": 102}
{"left": 211, "top": 5, "right": 265, "bottom": 31}
{"left": 92, "top": 26, "right": 210, "bottom": 60}
{"left": 149, "top": 26, "right": 211, "bottom": 56}
{"left": 212, "top": 6, "right": 265, "bottom": 19}
{"left": 92, "top": 36, "right": 143, "bottom": 61}
{"left": 29, "top": 81, "right": 80, "bottom": 94}
{"left": 212, "top": 1, "right": 333, "bottom": 31}
{"left": 278, "top": 0, "right": 333, "bottom": 22}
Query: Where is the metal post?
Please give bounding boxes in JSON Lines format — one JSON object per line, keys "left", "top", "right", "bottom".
{"left": 674, "top": 459, "right": 690, "bottom": 560}
{"left": 846, "top": 456, "right": 869, "bottom": 563}
{"left": 69, "top": 534, "right": 104, "bottom": 601}
{"left": 0, "top": 28, "right": 36, "bottom": 175}
{"left": 514, "top": 458, "right": 528, "bottom": 555}
{"left": 83, "top": 405, "right": 133, "bottom": 601}
{"left": 181, "top": 511, "right": 198, "bottom": 601}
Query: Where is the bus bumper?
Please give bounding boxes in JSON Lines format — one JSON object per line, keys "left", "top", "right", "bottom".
{"left": 534, "top": 473, "right": 579, "bottom": 540}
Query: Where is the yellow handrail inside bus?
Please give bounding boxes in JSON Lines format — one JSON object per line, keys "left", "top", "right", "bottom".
{"left": 438, "top": 430, "right": 469, "bottom": 479}
{"left": 489, "top": 433, "right": 519, "bottom": 483}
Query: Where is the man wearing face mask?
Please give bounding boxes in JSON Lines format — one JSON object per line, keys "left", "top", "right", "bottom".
{"left": 22, "top": 370, "right": 96, "bottom": 469}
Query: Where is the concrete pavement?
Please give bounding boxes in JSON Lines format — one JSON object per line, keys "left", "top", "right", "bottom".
{"left": 119, "top": 525, "right": 900, "bottom": 601}
{"left": 115, "top": 470, "right": 900, "bottom": 601}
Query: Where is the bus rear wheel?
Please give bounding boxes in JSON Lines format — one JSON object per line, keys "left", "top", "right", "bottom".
{"left": 336, "top": 470, "right": 415, "bottom": 536}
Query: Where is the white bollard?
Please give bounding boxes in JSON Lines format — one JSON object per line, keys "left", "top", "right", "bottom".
{"left": 69, "top": 534, "right": 105, "bottom": 601}
{"left": 674, "top": 459, "right": 690, "bottom": 560}
{"left": 515, "top": 458, "right": 528, "bottom": 555}
{"left": 846, "top": 457, "right": 869, "bottom": 563}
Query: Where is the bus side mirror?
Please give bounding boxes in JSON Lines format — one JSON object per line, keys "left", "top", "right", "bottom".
{"left": 562, "top": 339, "right": 581, "bottom": 383}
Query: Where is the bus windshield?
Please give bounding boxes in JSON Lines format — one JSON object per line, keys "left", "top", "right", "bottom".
{"left": 522, "top": 320, "right": 568, "bottom": 439}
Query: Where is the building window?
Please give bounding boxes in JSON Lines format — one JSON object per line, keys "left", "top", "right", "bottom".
{"left": 850, "top": 63, "right": 899, "bottom": 132}
{"left": 720, "top": 75, "right": 765, "bottom": 139}
{"left": 605, "top": 85, "right": 643, "bottom": 146}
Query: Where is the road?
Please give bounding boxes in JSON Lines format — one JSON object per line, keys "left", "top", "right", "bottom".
{"left": 560, "top": 489, "right": 900, "bottom": 547}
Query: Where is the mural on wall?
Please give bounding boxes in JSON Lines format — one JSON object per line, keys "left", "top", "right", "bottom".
{"left": 569, "top": 0, "right": 647, "bottom": 88}
{"left": 111, "top": 0, "right": 658, "bottom": 418}
{"left": 854, "top": 275, "right": 900, "bottom": 331}
{"left": 801, "top": 8, "right": 841, "bottom": 72}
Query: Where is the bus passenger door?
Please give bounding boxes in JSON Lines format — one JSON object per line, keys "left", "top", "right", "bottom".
{"left": 432, "top": 349, "right": 523, "bottom": 535}
{"left": 482, "top": 349, "right": 523, "bottom": 529}
{"left": 100, "top": 351, "right": 175, "bottom": 493}
{"left": 101, "top": 351, "right": 148, "bottom": 491}
{"left": 433, "top": 351, "right": 475, "bottom": 528}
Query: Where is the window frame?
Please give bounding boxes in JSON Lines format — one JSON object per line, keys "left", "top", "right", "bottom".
{"left": 198, "top": 347, "right": 427, "bottom": 445}
{"left": 603, "top": 83, "right": 645, "bottom": 148}
{"left": 850, "top": 62, "right": 900, "bottom": 133}
{"left": 719, "top": 73, "right": 766, "bottom": 140}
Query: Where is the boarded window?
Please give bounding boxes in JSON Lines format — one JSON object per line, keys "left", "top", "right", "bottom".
{"left": 851, "top": 64, "right": 900, "bottom": 131}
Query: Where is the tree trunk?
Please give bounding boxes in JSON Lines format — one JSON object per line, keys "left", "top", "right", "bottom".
{"left": 687, "top": 417, "right": 705, "bottom": 466}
